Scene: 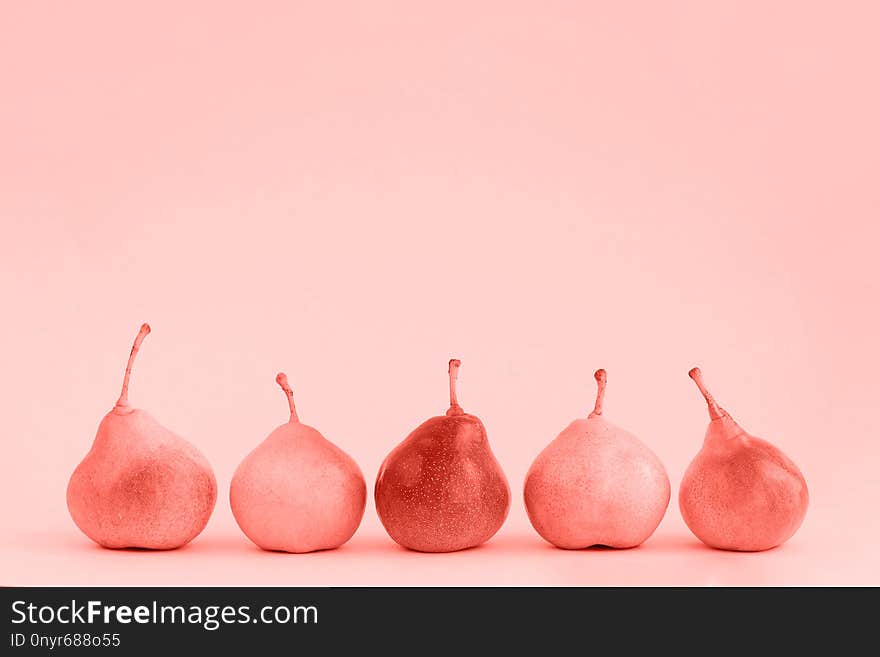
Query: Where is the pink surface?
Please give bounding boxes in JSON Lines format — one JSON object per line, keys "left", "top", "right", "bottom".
{"left": 1, "top": 2, "right": 878, "bottom": 585}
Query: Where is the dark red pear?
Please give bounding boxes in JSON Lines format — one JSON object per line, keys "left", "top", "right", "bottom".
{"left": 374, "top": 359, "right": 510, "bottom": 552}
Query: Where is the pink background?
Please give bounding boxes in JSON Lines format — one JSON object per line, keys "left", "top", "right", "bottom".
{"left": 2, "top": 2, "right": 878, "bottom": 585}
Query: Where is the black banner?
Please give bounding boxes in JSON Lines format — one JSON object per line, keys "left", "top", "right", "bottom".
{"left": 0, "top": 587, "right": 872, "bottom": 651}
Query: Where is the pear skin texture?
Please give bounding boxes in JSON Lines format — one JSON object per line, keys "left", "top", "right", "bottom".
{"left": 230, "top": 422, "right": 367, "bottom": 553}
{"left": 679, "top": 415, "right": 809, "bottom": 552}
{"left": 375, "top": 413, "right": 511, "bottom": 553}
{"left": 524, "top": 417, "right": 670, "bottom": 549}
{"left": 67, "top": 408, "right": 217, "bottom": 550}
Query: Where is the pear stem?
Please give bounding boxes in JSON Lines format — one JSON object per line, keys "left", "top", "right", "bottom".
{"left": 116, "top": 323, "right": 151, "bottom": 408}
{"left": 275, "top": 373, "right": 299, "bottom": 423}
{"left": 589, "top": 369, "right": 607, "bottom": 417}
{"left": 446, "top": 358, "right": 463, "bottom": 416}
{"left": 689, "top": 367, "right": 724, "bottom": 420}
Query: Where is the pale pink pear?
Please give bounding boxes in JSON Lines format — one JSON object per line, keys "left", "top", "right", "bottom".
{"left": 524, "top": 369, "right": 670, "bottom": 549}
{"left": 375, "top": 359, "right": 511, "bottom": 552}
{"left": 67, "top": 324, "right": 217, "bottom": 550}
{"left": 679, "top": 367, "right": 809, "bottom": 551}
{"left": 230, "top": 373, "right": 366, "bottom": 553}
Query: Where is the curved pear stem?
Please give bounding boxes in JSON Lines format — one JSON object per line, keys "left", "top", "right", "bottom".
{"left": 446, "top": 358, "right": 463, "bottom": 416}
{"left": 689, "top": 367, "right": 724, "bottom": 420}
{"left": 275, "top": 373, "right": 299, "bottom": 423}
{"left": 588, "top": 369, "right": 607, "bottom": 418}
{"left": 115, "top": 323, "right": 151, "bottom": 408}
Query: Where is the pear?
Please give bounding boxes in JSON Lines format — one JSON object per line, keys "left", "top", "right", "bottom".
{"left": 67, "top": 324, "right": 217, "bottom": 549}
{"left": 524, "top": 369, "right": 670, "bottom": 549}
{"left": 230, "top": 373, "right": 366, "bottom": 552}
{"left": 679, "top": 367, "right": 809, "bottom": 551}
{"left": 375, "top": 359, "right": 510, "bottom": 552}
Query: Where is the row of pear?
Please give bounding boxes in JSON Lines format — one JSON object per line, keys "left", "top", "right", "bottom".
{"left": 67, "top": 324, "right": 809, "bottom": 554}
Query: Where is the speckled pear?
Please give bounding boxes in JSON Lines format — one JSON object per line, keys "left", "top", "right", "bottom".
{"left": 679, "top": 367, "right": 809, "bottom": 551}
{"left": 375, "top": 359, "right": 510, "bottom": 552}
{"left": 230, "top": 373, "right": 366, "bottom": 552}
{"left": 524, "top": 369, "right": 670, "bottom": 548}
{"left": 66, "top": 324, "right": 217, "bottom": 549}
